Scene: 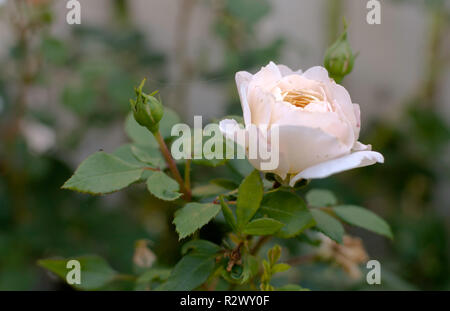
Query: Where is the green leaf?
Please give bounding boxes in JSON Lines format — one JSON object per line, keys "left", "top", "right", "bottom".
{"left": 272, "top": 263, "right": 291, "bottom": 274}
{"left": 259, "top": 191, "right": 314, "bottom": 238}
{"left": 236, "top": 170, "right": 263, "bottom": 228}
{"left": 135, "top": 268, "right": 171, "bottom": 290}
{"left": 191, "top": 184, "right": 227, "bottom": 198}
{"left": 125, "top": 113, "right": 158, "bottom": 147}
{"left": 219, "top": 196, "right": 237, "bottom": 232}
{"left": 112, "top": 144, "right": 145, "bottom": 167}
{"left": 310, "top": 209, "right": 344, "bottom": 243}
{"left": 296, "top": 233, "right": 321, "bottom": 246}
{"left": 37, "top": 255, "right": 117, "bottom": 290}
{"left": 190, "top": 128, "right": 228, "bottom": 167}
{"left": 158, "top": 107, "right": 181, "bottom": 138}
{"left": 156, "top": 253, "right": 217, "bottom": 290}
{"left": 267, "top": 244, "right": 282, "bottom": 265}
{"left": 242, "top": 218, "right": 284, "bottom": 235}
{"left": 210, "top": 178, "right": 239, "bottom": 190}
{"left": 240, "top": 254, "right": 259, "bottom": 284}
{"left": 227, "top": 158, "right": 255, "bottom": 179}
{"left": 181, "top": 239, "right": 221, "bottom": 255}
{"left": 332, "top": 205, "right": 393, "bottom": 239}
{"left": 306, "top": 189, "right": 337, "bottom": 207}
{"left": 152, "top": 241, "right": 219, "bottom": 291}
{"left": 146, "top": 171, "right": 182, "bottom": 201}
{"left": 173, "top": 203, "right": 221, "bottom": 239}
{"left": 62, "top": 152, "right": 143, "bottom": 194}
{"left": 137, "top": 268, "right": 171, "bottom": 284}
{"left": 131, "top": 144, "right": 164, "bottom": 167}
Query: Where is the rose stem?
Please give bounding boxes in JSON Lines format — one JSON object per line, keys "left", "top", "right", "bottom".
{"left": 154, "top": 131, "right": 191, "bottom": 201}
{"left": 184, "top": 159, "right": 191, "bottom": 196}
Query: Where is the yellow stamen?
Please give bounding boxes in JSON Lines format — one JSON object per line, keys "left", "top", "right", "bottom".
{"left": 282, "top": 89, "right": 324, "bottom": 108}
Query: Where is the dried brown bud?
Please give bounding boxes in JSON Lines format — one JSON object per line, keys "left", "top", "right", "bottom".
{"left": 133, "top": 239, "right": 156, "bottom": 268}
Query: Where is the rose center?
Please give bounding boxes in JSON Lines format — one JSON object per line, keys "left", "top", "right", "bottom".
{"left": 281, "top": 89, "right": 324, "bottom": 108}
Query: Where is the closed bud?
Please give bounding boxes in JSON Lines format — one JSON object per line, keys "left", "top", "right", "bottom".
{"left": 324, "top": 23, "right": 356, "bottom": 83}
{"left": 130, "top": 79, "right": 164, "bottom": 133}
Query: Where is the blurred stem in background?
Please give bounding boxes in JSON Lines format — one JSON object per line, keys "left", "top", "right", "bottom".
{"left": 1, "top": 0, "right": 49, "bottom": 224}
{"left": 171, "top": 0, "right": 196, "bottom": 117}
{"left": 421, "top": 1, "right": 447, "bottom": 106}
{"left": 325, "top": 0, "right": 343, "bottom": 45}
{"left": 113, "top": 0, "right": 129, "bottom": 27}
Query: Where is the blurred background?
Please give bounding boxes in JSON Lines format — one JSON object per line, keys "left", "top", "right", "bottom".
{"left": 0, "top": 0, "right": 449, "bottom": 290}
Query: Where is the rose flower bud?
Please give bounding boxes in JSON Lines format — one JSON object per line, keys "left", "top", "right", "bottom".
{"left": 219, "top": 62, "right": 383, "bottom": 186}
{"left": 130, "top": 79, "right": 164, "bottom": 134}
{"left": 324, "top": 26, "right": 356, "bottom": 83}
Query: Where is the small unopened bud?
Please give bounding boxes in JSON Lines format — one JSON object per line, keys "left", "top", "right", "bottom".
{"left": 130, "top": 79, "right": 164, "bottom": 133}
{"left": 324, "top": 22, "right": 356, "bottom": 84}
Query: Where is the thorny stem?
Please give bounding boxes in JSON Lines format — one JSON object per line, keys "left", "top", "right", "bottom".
{"left": 154, "top": 131, "right": 191, "bottom": 201}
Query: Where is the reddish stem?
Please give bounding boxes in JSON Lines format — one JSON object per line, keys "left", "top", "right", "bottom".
{"left": 154, "top": 131, "right": 191, "bottom": 201}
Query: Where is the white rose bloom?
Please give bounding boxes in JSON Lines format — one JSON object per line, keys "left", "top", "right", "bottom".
{"left": 219, "top": 61, "right": 383, "bottom": 186}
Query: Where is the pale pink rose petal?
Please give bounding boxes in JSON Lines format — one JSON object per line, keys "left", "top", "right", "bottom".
{"left": 277, "top": 64, "right": 302, "bottom": 77}
{"left": 329, "top": 83, "right": 359, "bottom": 138}
{"left": 247, "top": 86, "right": 274, "bottom": 125}
{"left": 302, "top": 66, "right": 359, "bottom": 140}
{"left": 232, "top": 62, "right": 384, "bottom": 184}
{"left": 250, "top": 61, "right": 282, "bottom": 92}
{"left": 289, "top": 150, "right": 384, "bottom": 185}
{"left": 219, "top": 119, "right": 245, "bottom": 146}
{"left": 277, "top": 74, "right": 323, "bottom": 93}
{"left": 219, "top": 119, "right": 289, "bottom": 178}
{"left": 235, "top": 71, "right": 253, "bottom": 127}
{"left": 353, "top": 104, "right": 361, "bottom": 126}
{"left": 276, "top": 125, "right": 350, "bottom": 175}
{"left": 270, "top": 101, "right": 355, "bottom": 149}
{"left": 302, "top": 66, "right": 330, "bottom": 83}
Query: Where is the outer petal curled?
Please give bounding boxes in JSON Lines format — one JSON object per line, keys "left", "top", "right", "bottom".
{"left": 289, "top": 150, "right": 384, "bottom": 186}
